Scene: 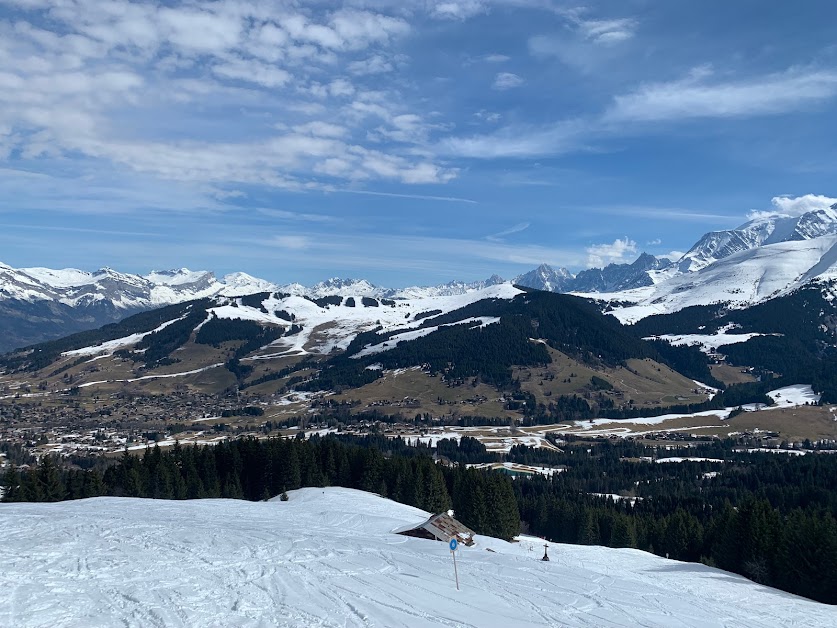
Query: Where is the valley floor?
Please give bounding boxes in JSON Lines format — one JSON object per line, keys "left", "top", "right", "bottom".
{"left": 1, "top": 488, "right": 835, "bottom": 627}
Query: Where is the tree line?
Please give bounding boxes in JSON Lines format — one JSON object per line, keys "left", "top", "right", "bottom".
{"left": 1, "top": 435, "right": 520, "bottom": 542}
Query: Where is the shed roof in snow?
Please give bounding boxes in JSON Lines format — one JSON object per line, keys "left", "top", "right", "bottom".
{"left": 395, "top": 512, "right": 476, "bottom": 546}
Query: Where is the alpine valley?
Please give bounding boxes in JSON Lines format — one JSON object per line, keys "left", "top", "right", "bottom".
{"left": 5, "top": 201, "right": 837, "bottom": 620}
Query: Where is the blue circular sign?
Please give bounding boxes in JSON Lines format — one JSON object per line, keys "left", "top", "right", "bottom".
{"left": 449, "top": 538, "right": 458, "bottom": 551}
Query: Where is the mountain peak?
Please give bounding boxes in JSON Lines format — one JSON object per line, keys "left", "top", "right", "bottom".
{"left": 514, "top": 264, "right": 574, "bottom": 292}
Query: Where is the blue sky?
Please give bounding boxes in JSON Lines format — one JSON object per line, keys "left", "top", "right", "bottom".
{"left": 1, "top": 0, "right": 836, "bottom": 286}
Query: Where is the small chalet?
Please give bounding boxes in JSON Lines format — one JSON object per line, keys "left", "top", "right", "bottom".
{"left": 395, "top": 512, "right": 476, "bottom": 546}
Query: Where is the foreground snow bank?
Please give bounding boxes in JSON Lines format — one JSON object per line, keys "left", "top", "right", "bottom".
{"left": 1, "top": 488, "right": 833, "bottom": 627}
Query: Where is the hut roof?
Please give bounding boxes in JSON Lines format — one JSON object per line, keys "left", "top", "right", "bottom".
{"left": 394, "top": 512, "right": 476, "bottom": 546}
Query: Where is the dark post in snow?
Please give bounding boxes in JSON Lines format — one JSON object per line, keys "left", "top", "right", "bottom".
{"left": 450, "top": 537, "right": 460, "bottom": 590}
{"left": 542, "top": 543, "right": 550, "bottom": 562}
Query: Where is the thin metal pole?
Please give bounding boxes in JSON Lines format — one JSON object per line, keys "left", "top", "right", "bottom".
{"left": 452, "top": 550, "right": 459, "bottom": 590}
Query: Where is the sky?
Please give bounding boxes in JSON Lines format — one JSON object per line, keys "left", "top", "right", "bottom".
{"left": 1, "top": 0, "right": 837, "bottom": 286}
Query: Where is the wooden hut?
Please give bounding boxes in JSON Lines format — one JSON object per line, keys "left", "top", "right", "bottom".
{"left": 394, "top": 512, "right": 476, "bottom": 546}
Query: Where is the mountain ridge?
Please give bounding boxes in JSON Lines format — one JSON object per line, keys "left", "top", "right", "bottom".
{"left": 3, "top": 198, "right": 837, "bottom": 351}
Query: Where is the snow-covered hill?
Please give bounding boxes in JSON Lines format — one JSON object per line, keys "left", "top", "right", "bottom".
{"left": 58, "top": 283, "right": 525, "bottom": 361}
{"left": 0, "top": 488, "right": 832, "bottom": 627}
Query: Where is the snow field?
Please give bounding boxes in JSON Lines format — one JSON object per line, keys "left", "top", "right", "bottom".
{"left": 1, "top": 488, "right": 835, "bottom": 627}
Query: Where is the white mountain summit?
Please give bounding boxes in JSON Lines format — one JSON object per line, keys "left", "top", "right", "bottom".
{"left": 679, "top": 203, "right": 837, "bottom": 272}
{"left": 0, "top": 264, "right": 276, "bottom": 309}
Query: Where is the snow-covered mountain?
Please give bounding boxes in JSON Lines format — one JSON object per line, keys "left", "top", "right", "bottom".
{"left": 513, "top": 264, "right": 574, "bottom": 292}
{"left": 602, "top": 234, "right": 837, "bottom": 323}
{"left": 42, "top": 283, "right": 525, "bottom": 364}
{"left": 0, "top": 263, "right": 276, "bottom": 308}
{"left": 5, "top": 197, "right": 837, "bottom": 350}
{"left": 571, "top": 253, "right": 673, "bottom": 292}
{"left": 566, "top": 201, "right": 837, "bottom": 322}
{"left": 1, "top": 488, "right": 833, "bottom": 627}
{"left": 0, "top": 263, "right": 278, "bottom": 353}
{"left": 511, "top": 256, "right": 673, "bottom": 294}
{"left": 679, "top": 203, "right": 837, "bottom": 272}
{"left": 281, "top": 275, "right": 509, "bottom": 300}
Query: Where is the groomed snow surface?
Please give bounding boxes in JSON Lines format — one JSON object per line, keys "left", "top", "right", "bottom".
{"left": 2, "top": 488, "right": 835, "bottom": 627}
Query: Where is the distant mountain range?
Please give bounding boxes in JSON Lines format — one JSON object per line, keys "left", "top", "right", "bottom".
{"left": 2, "top": 200, "right": 837, "bottom": 353}
{"left": 0, "top": 264, "right": 272, "bottom": 353}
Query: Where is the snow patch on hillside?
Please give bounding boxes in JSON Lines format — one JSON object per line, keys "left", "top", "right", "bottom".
{"left": 648, "top": 331, "right": 772, "bottom": 353}
{"left": 352, "top": 317, "right": 501, "bottom": 359}
{"left": 767, "top": 384, "right": 821, "bottom": 407}
{"left": 62, "top": 316, "right": 188, "bottom": 357}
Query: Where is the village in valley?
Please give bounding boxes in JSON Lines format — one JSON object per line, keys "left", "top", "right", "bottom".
{"left": 3, "top": 370, "right": 835, "bottom": 482}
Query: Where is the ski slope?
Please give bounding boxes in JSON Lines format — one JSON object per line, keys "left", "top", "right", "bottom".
{"left": 1, "top": 488, "right": 834, "bottom": 627}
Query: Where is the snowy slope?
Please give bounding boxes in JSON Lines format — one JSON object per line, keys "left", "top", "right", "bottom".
{"left": 679, "top": 203, "right": 837, "bottom": 272}
{"left": 0, "top": 488, "right": 833, "bottom": 628}
{"left": 601, "top": 234, "right": 837, "bottom": 323}
{"left": 57, "top": 284, "right": 525, "bottom": 360}
{"left": 221, "top": 284, "right": 522, "bottom": 357}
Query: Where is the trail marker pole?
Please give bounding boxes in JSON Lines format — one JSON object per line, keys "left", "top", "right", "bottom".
{"left": 449, "top": 538, "right": 460, "bottom": 591}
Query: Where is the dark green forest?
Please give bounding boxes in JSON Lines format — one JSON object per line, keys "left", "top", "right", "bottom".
{"left": 630, "top": 283, "right": 837, "bottom": 401}
{"left": 4, "top": 435, "right": 836, "bottom": 604}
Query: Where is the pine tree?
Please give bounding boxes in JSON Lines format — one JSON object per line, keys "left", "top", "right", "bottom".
{"left": 485, "top": 473, "right": 519, "bottom": 541}
{"left": 609, "top": 515, "right": 637, "bottom": 548}
{"left": 38, "top": 456, "right": 66, "bottom": 502}
{"left": 1, "top": 465, "right": 22, "bottom": 502}
{"left": 579, "top": 509, "right": 601, "bottom": 546}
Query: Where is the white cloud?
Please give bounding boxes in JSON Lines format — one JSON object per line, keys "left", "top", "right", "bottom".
{"left": 492, "top": 72, "right": 523, "bottom": 90}
{"left": 605, "top": 66, "right": 837, "bottom": 123}
{"left": 483, "top": 54, "right": 509, "bottom": 63}
{"left": 578, "top": 18, "right": 637, "bottom": 45}
{"left": 212, "top": 58, "right": 291, "bottom": 88}
{"left": 586, "top": 237, "right": 637, "bottom": 267}
{"left": 257, "top": 208, "right": 334, "bottom": 223}
{"left": 439, "top": 119, "right": 584, "bottom": 158}
{"left": 474, "top": 110, "right": 502, "bottom": 123}
{"left": 347, "top": 54, "right": 396, "bottom": 75}
{"left": 747, "top": 194, "right": 837, "bottom": 219}
{"left": 271, "top": 235, "right": 310, "bottom": 250}
{"left": 330, "top": 10, "right": 410, "bottom": 48}
{"left": 431, "top": 1, "right": 487, "bottom": 21}
{"left": 646, "top": 238, "right": 662, "bottom": 246}
{"left": 487, "top": 222, "right": 530, "bottom": 241}
{"left": 528, "top": 11, "right": 636, "bottom": 73}
{"left": 294, "top": 121, "right": 349, "bottom": 138}
{"left": 0, "top": 0, "right": 456, "bottom": 198}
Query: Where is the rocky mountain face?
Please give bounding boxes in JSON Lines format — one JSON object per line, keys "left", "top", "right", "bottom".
{"left": 571, "top": 253, "right": 673, "bottom": 293}
{"left": 513, "top": 264, "right": 574, "bottom": 292}
{"left": 282, "top": 275, "right": 509, "bottom": 300}
{"left": 511, "top": 256, "right": 673, "bottom": 294}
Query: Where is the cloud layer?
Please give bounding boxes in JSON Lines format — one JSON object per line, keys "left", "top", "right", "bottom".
{"left": 0, "top": 0, "right": 458, "bottom": 190}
